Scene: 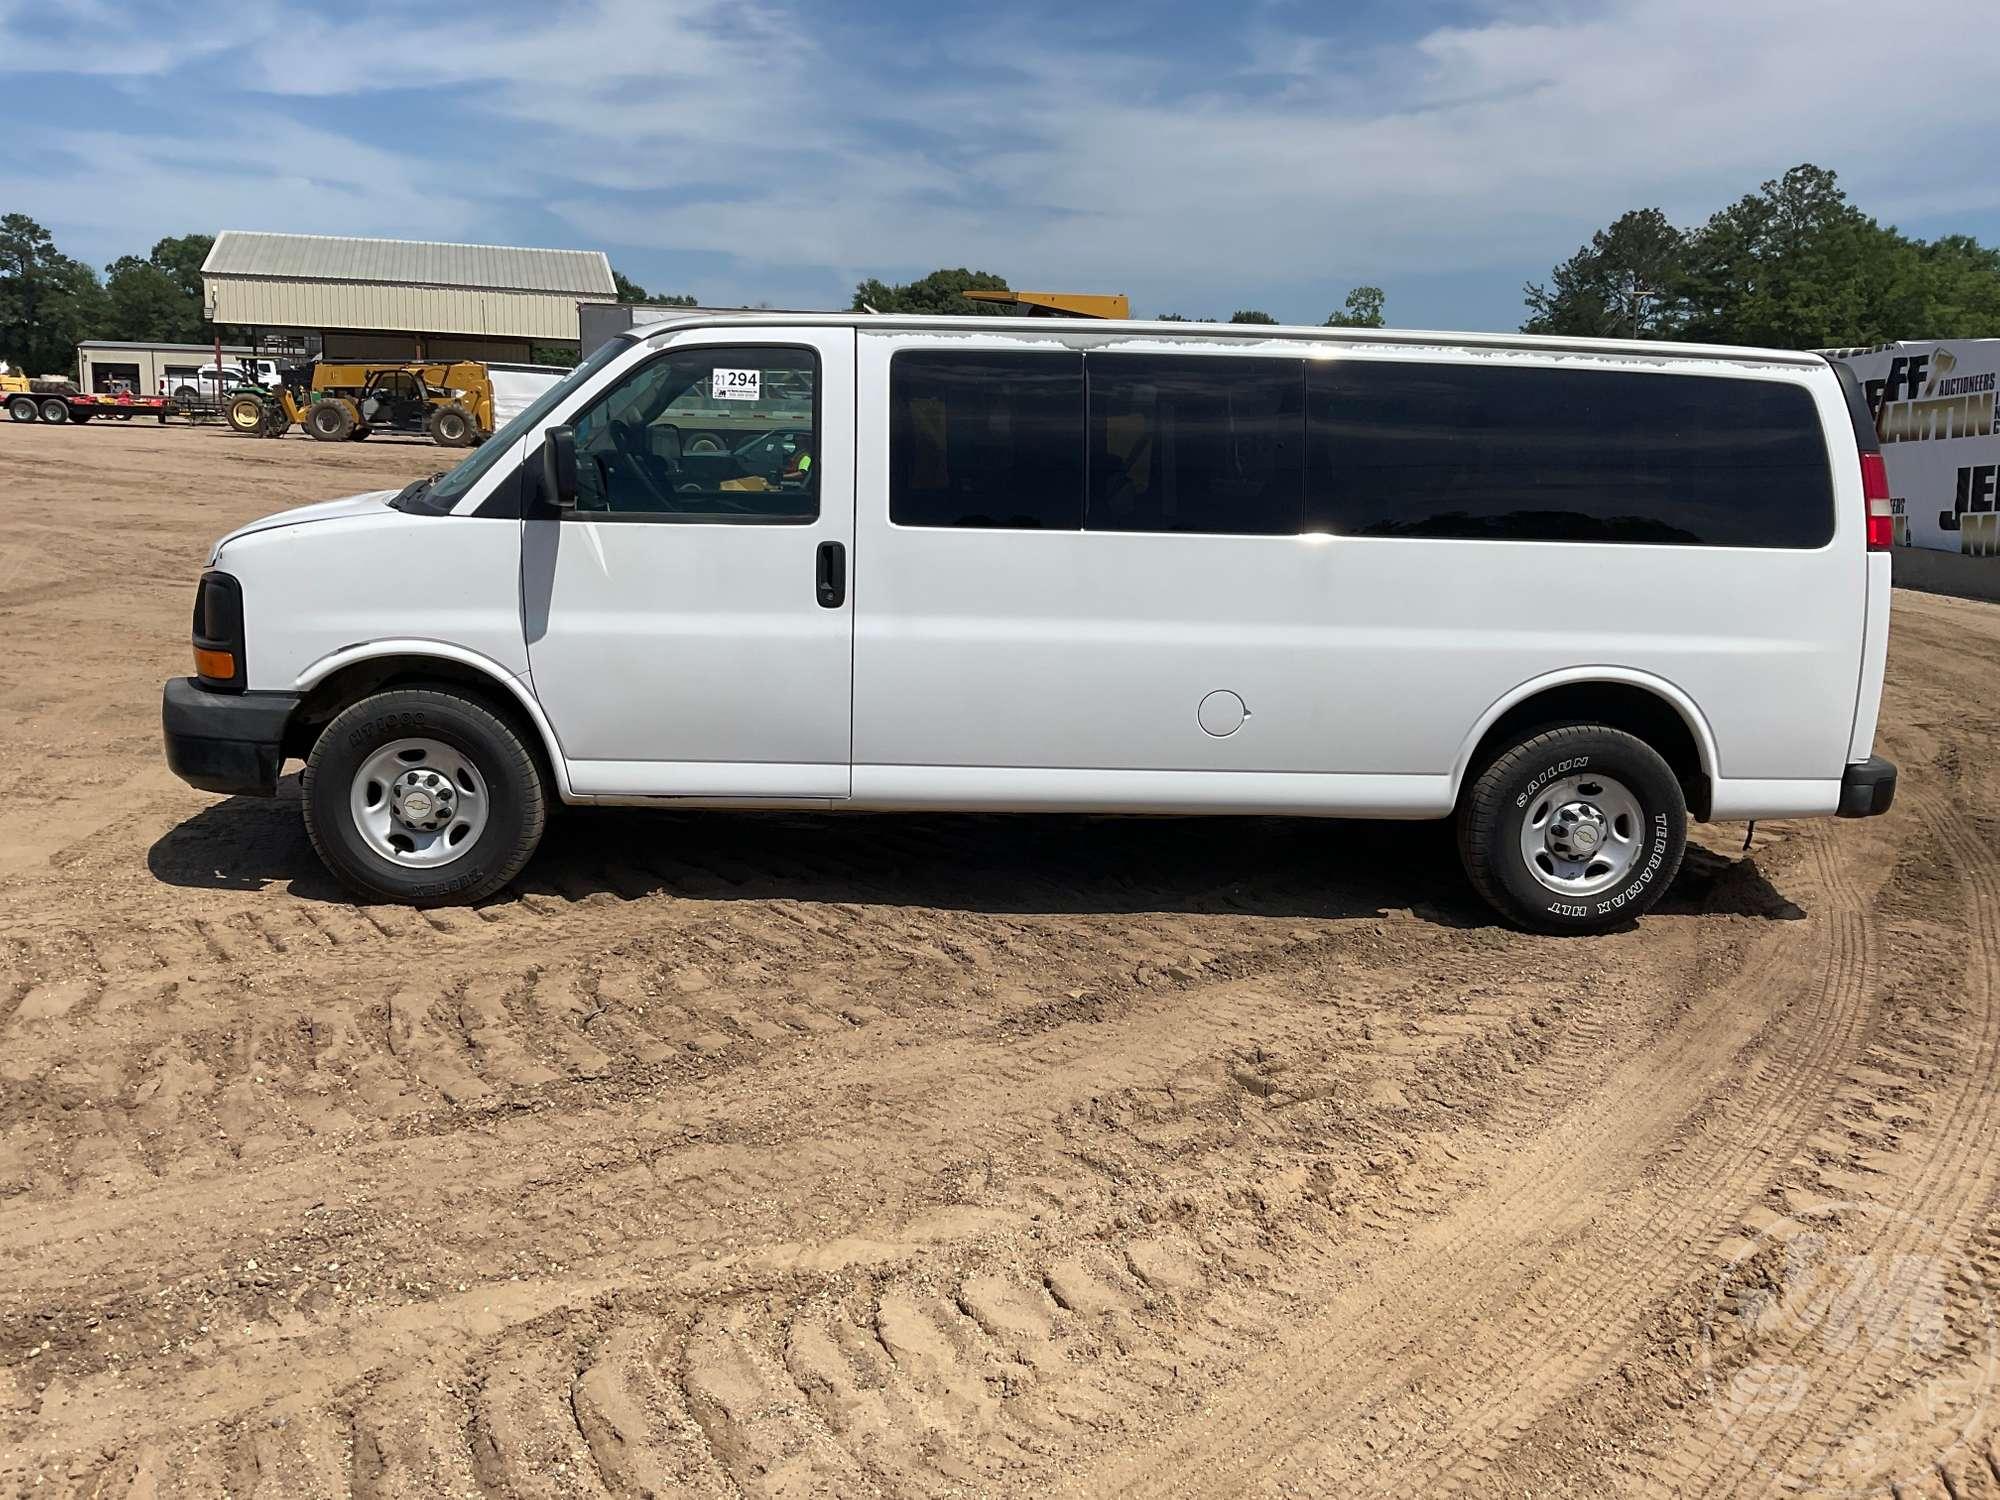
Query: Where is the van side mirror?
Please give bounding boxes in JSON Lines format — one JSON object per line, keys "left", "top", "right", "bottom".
{"left": 541, "top": 425, "right": 578, "bottom": 511}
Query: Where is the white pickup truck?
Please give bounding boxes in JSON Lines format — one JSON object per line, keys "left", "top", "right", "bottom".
{"left": 159, "top": 361, "right": 281, "bottom": 401}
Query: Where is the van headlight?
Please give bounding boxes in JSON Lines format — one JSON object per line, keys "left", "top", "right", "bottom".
{"left": 191, "top": 571, "right": 246, "bottom": 691}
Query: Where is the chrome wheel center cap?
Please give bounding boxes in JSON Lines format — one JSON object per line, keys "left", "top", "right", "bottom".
{"left": 1547, "top": 800, "right": 1607, "bottom": 860}
{"left": 391, "top": 770, "right": 456, "bottom": 831}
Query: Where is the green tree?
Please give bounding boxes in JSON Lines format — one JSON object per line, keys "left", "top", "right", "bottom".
{"left": 612, "top": 268, "right": 697, "bottom": 306}
{"left": 0, "top": 213, "right": 103, "bottom": 376}
{"left": 147, "top": 233, "right": 213, "bottom": 305}
{"left": 852, "top": 268, "right": 1010, "bottom": 315}
{"left": 1528, "top": 164, "right": 2000, "bottom": 347}
{"left": 1755, "top": 171, "right": 2000, "bottom": 345}
{"left": 102, "top": 255, "right": 197, "bottom": 342}
{"left": 1228, "top": 309, "right": 1278, "bottom": 324}
{"left": 1678, "top": 165, "right": 1890, "bottom": 347}
{"left": 1324, "top": 286, "right": 1386, "bottom": 328}
{"left": 99, "top": 234, "right": 247, "bottom": 344}
{"left": 1908, "top": 235, "right": 2000, "bottom": 337}
{"left": 1528, "top": 162, "right": 2000, "bottom": 350}
{"left": 1524, "top": 209, "right": 1687, "bottom": 338}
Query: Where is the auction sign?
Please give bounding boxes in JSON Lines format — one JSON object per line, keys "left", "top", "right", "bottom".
{"left": 1824, "top": 339, "right": 2000, "bottom": 556}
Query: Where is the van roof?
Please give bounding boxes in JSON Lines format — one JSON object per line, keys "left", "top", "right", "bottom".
{"left": 629, "top": 312, "right": 1827, "bottom": 370}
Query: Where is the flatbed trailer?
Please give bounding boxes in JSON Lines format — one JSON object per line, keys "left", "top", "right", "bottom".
{"left": 6, "top": 390, "right": 175, "bottom": 425}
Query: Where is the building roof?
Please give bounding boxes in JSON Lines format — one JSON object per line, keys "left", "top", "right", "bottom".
{"left": 79, "top": 340, "right": 257, "bottom": 353}
{"left": 203, "top": 231, "right": 615, "bottom": 297}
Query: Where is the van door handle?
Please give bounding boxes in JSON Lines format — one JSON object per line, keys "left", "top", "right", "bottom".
{"left": 815, "top": 541, "right": 846, "bottom": 608}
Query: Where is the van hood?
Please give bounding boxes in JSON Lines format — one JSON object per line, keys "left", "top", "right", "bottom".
{"left": 208, "top": 490, "right": 398, "bottom": 561}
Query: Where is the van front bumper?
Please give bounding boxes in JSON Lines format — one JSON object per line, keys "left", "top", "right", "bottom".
{"left": 1837, "top": 755, "right": 1898, "bottom": 818}
{"left": 162, "top": 678, "right": 298, "bottom": 797}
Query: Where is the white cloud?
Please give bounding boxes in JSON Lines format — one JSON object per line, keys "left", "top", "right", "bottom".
{"left": 0, "top": 117, "right": 489, "bottom": 264}
{"left": 5, "top": 0, "right": 1997, "bottom": 322}
{"left": 481, "top": 0, "right": 2000, "bottom": 302}
{"left": 0, "top": 0, "right": 244, "bottom": 76}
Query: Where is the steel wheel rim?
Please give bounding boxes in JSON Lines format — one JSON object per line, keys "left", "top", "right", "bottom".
{"left": 348, "top": 738, "right": 489, "bottom": 869}
{"left": 1518, "top": 772, "right": 1646, "bottom": 897}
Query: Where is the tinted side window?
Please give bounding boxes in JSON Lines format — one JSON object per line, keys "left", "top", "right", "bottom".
{"left": 571, "top": 345, "right": 817, "bottom": 522}
{"left": 1306, "top": 362, "right": 1834, "bottom": 548}
{"left": 1086, "top": 356, "right": 1303, "bottom": 535}
{"left": 890, "top": 351, "right": 1083, "bottom": 529}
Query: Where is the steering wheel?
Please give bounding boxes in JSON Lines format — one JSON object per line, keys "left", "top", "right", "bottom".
{"left": 608, "top": 416, "right": 652, "bottom": 469}
{"left": 607, "top": 417, "right": 676, "bottom": 509}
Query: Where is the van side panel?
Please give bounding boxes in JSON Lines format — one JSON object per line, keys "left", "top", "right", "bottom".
{"left": 851, "top": 334, "right": 1865, "bottom": 816}
{"left": 1314, "top": 531, "right": 1860, "bottom": 783}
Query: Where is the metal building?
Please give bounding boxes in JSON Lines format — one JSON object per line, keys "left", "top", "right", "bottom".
{"left": 76, "top": 340, "right": 263, "bottom": 395}
{"left": 202, "top": 232, "right": 617, "bottom": 361}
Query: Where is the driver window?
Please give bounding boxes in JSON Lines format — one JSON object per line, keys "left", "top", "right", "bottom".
{"left": 569, "top": 345, "right": 818, "bottom": 522}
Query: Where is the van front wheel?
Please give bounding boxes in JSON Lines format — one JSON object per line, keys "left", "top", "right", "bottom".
{"left": 303, "top": 688, "right": 546, "bottom": 906}
{"left": 1458, "top": 724, "right": 1686, "bottom": 934}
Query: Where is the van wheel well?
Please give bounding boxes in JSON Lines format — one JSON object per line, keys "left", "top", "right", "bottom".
{"left": 283, "top": 657, "right": 555, "bottom": 795}
{"left": 1463, "top": 682, "right": 1710, "bottom": 820}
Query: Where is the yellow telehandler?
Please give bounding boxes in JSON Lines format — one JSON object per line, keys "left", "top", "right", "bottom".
{"left": 959, "top": 290, "right": 1130, "bottom": 318}
{"left": 230, "top": 361, "right": 496, "bottom": 447}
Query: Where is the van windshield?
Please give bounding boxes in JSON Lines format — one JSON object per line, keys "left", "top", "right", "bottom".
{"left": 408, "top": 335, "right": 635, "bottom": 513}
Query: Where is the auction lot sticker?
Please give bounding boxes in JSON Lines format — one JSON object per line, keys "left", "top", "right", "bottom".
{"left": 1700, "top": 1202, "right": 1996, "bottom": 1493}
{"left": 712, "top": 367, "right": 761, "bottom": 402}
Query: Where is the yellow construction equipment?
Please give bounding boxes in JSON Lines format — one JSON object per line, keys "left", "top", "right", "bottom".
{"left": 960, "top": 290, "right": 1130, "bottom": 319}
{"left": 230, "top": 360, "right": 496, "bottom": 446}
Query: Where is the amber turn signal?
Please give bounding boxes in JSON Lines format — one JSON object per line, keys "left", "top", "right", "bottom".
{"left": 194, "top": 646, "right": 237, "bottom": 679}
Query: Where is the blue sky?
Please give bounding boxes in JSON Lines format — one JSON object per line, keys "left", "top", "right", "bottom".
{"left": 4, "top": 0, "right": 1997, "bottom": 330}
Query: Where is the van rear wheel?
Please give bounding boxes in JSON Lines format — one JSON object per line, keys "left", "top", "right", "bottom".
{"left": 1458, "top": 724, "right": 1686, "bottom": 934}
{"left": 303, "top": 688, "right": 546, "bottom": 906}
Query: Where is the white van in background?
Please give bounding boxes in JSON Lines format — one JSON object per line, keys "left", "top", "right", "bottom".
{"left": 161, "top": 315, "right": 1896, "bottom": 932}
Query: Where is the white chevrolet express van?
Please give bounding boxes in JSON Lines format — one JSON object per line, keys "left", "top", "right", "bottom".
{"left": 161, "top": 316, "right": 1897, "bottom": 933}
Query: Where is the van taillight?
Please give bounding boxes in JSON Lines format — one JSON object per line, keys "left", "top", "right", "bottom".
{"left": 1860, "top": 451, "right": 1893, "bottom": 552}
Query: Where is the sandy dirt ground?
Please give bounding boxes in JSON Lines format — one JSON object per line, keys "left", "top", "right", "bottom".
{"left": 3, "top": 419, "right": 1999, "bottom": 1498}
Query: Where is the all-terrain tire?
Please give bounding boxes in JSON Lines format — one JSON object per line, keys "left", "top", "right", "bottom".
{"left": 1457, "top": 724, "right": 1687, "bottom": 934}
{"left": 426, "top": 404, "right": 475, "bottom": 447}
{"left": 307, "top": 399, "right": 355, "bottom": 442}
{"left": 302, "top": 688, "right": 546, "bottom": 906}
